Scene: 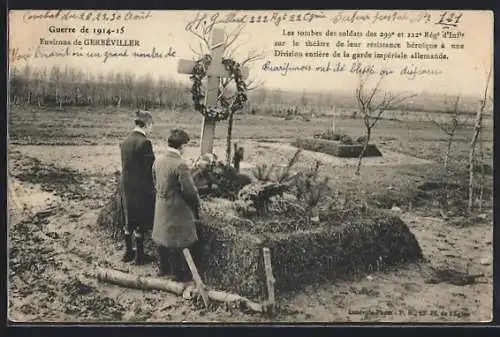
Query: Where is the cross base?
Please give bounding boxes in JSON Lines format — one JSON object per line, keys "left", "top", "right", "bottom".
{"left": 199, "top": 116, "right": 217, "bottom": 155}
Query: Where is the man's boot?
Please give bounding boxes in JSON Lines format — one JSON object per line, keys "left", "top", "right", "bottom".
{"left": 165, "top": 248, "right": 180, "bottom": 281}
{"left": 121, "top": 233, "right": 134, "bottom": 262}
{"left": 157, "top": 246, "right": 172, "bottom": 277}
{"left": 133, "top": 232, "right": 145, "bottom": 265}
{"left": 174, "top": 249, "right": 192, "bottom": 283}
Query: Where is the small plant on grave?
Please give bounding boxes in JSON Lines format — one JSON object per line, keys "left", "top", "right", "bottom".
{"left": 340, "top": 135, "right": 354, "bottom": 145}
{"left": 253, "top": 149, "right": 302, "bottom": 183}
{"left": 239, "top": 149, "right": 303, "bottom": 216}
{"left": 252, "top": 163, "right": 276, "bottom": 182}
{"left": 273, "top": 149, "right": 302, "bottom": 183}
{"left": 292, "top": 160, "right": 331, "bottom": 221}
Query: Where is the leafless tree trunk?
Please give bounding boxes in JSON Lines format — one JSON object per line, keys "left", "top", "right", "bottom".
{"left": 56, "top": 88, "right": 63, "bottom": 110}
{"left": 354, "top": 74, "right": 416, "bottom": 176}
{"left": 427, "top": 95, "right": 464, "bottom": 211}
{"left": 223, "top": 76, "right": 264, "bottom": 166}
{"left": 477, "top": 122, "right": 485, "bottom": 212}
{"left": 225, "top": 111, "right": 235, "bottom": 165}
{"left": 468, "top": 64, "right": 492, "bottom": 215}
{"left": 355, "top": 127, "right": 371, "bottom": 176}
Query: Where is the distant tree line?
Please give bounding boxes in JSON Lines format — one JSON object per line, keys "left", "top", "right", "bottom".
{"left": 8, "top": 64, "right": 484, "bottom": 117}
{"left": 8, "top": 65, "right": 191, "bottom": 111}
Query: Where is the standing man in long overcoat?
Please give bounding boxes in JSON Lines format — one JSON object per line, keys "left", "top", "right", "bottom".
{"left": 120, "top": 109, "right": 155, "bottom": 265}
{"left": 152, "top": 129, "right": 201, "bottom": 282}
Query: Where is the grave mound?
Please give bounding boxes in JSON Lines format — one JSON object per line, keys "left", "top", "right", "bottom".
{"left": 292, "top": 137, "right": 382, "bottom": 158}
{"left": 97, "top": 181, "right": 423, "bottom": 300}
{"left": 196, "top": 206, "right": 422, "bottom": 299}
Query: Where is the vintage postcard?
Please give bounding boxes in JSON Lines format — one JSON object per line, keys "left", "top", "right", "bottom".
{"left": 7, "top": 10, "right": 493, "bottom": 323}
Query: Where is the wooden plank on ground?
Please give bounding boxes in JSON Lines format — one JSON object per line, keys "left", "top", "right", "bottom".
{"left": 96, "top": 267, "right": 185, "bottom": 295}
{"left": 96, "top": 267, "right": 263, "bottom": 313}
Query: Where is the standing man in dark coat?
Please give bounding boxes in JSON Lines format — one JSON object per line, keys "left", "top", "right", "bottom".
{"left": 120, "top": 109, "right": 155, "bottom": 265}
{"left": 152, "top": 129, "right": 201, "bottom": 281}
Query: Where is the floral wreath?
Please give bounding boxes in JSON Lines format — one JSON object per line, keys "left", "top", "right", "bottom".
{"left": 190, "top": 54, "right": 248, "bottom": 122}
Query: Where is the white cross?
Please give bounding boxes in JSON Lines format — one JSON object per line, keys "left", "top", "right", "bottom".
{"left": 178, "top": 28, "right": 250, "bottom": 155}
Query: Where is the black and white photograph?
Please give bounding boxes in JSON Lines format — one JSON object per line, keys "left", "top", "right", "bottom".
{"left": 7, "top": 9, "right": 493, "bottom": 322}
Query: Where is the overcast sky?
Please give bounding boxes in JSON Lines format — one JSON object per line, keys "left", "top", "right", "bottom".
{"left": 9, "top": 10, "right": 493, "bottom": 97}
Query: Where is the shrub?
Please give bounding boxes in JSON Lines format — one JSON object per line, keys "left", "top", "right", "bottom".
{"left": 356, "top": 135, "right": 367, "bottom": 144}
{"left": 291, "top": 160, "right": 331, "bottom": 219}
{"left": 313, "top": 129, "right": 342, "bottom": 141}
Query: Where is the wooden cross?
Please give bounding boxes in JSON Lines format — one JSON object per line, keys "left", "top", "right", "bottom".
{"left": 178, "top": 28, "right": 250, "bottom": 155}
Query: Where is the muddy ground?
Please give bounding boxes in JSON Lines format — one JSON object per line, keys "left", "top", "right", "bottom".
{"left": 8, "top": 145, "right": 493, "bottom": 323}
{"left": 7, "top": 107, "right": 494, "bottom": 323}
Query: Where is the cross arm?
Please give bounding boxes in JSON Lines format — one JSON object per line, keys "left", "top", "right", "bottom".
{"left": 177, "top": 58, "right": 249, "bottom": 80}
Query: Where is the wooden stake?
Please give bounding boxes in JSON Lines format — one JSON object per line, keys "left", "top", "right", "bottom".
{"left": 262, "top": 247, "right": 276, "bottom": 315}
{"left": 182, "top": 248, "right": 210, "bottom": 309}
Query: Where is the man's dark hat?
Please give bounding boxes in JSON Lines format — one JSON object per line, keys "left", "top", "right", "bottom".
{"left": 135, "top": 109, "right": 153, "bottom": 125}
{"left": 168, "top": 128, "right": 190, "bottom": 145}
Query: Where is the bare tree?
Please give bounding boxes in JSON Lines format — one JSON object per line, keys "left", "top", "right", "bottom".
{"left": 468, "top": 64, "right": 493, "bottom": 214}
{"left": 220, "top": 47, "right": 265, "bottom": 165}
{"left": 48, "top": 65, "right": 66, "bottom": 110}
{"left": 354, "top": 73, "right": 416, "bottom": 176}
{"left": 428, "top": 95, "right": 470, "bottom": 171}
{"left": 477, "top": 114, "right": 485, "bottom": 212}
{"left": 222, "top": 75, "right": 264, "bottom": 166}
{"left": 427, "top": 95, "right": 471, "bottom": 211}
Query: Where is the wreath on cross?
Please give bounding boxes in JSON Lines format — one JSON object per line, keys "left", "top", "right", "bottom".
{"left": 190, "top": 54, "right": 248, "bottom": 122}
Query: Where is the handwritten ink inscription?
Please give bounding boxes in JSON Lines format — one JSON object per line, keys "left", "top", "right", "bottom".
{"left": 185, "top": 11, "right": 328, "bottom": 36}
{"left": 22, "top": 10, "right": 152, "bottom": 23}
{"left": 435, "top": 11, "right": 463, "bottom": 29}
{"left": 261, "top": 60, "right": 442, "bottom": 80}
{"left": 9, "top": 45, "right": 176, "bottom": 64}
{"left": 10, "top": 10, "right": 179, "bottom": 65}
{"left": 9, "top": 9, "right": 475, "bottom": 84}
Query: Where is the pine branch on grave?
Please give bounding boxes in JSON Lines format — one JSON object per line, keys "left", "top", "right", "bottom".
{"left": 252, "top": 164, "right": 277, "bottom": 182}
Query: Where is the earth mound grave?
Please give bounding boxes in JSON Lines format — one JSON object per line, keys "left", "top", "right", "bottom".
{"left": 292, "top": 137, "right": 382, "bottom": 158}
{"left": 97, "top": 187, "right": 423, "bottom": 300}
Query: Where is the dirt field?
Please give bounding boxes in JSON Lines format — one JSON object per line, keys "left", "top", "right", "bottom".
{"left": 8, "top": 106, "right": 494, "bottom": 322}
